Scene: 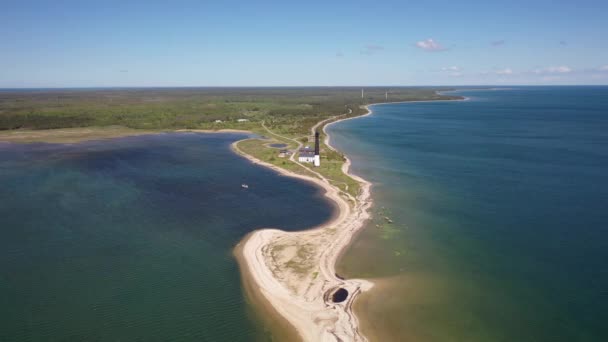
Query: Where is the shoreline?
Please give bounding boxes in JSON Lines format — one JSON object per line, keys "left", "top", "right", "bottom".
{"left": 0, "top": 94, "right": 465, "bottom": 341}
{"left": 323, "top": 95, "right": 468, "bottom": 150}
{"left": 233, "top": 232, "right": 303, "bottom": 341}
{"left": 233, "top": 96, "right": 467, "bottom": 341}
{"left": 231, "top": 135, "right": 374, "bottom": 341}
{"left": 325, "top": 94, "right": 469, "bottom": 146}
{"left": 0, "top": 127, "right": 254, "bottom": 144}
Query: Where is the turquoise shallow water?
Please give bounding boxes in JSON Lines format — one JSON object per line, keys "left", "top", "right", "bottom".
{"left": 329, "top": 87, "right": 608, "bottom": 341}
{"left": 0, "top": 133, "right": 333, "bottom": 341}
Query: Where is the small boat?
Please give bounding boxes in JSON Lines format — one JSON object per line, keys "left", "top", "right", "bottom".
{"left": 241, "top": 184, "right": 249, "bottom": 189}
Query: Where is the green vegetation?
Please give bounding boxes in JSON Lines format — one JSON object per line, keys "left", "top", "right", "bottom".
{"left": 0, "top": 87, "right": 461, "bottom": 199}
{"left": 316, "top": 134, "right": 361, "bottom": 197}
{"left": 0, "top": 87, "right": 460, "bottom": 131}
{"left": 284, "top": 244, "right": 316, "bottom": 276}
{"left": 236, "top": 138, "right": 316, "bottom": 178}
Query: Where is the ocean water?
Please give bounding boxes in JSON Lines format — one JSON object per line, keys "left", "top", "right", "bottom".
{"left": 329, "top": 87, "right": 608, "bottom": 341}
{"left": 0, "top": 133, "right": 333, "bottom": 341}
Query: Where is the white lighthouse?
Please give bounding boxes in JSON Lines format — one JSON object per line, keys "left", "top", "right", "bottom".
{"left": 314, "top": 131, "right": 321, "bottom": 167}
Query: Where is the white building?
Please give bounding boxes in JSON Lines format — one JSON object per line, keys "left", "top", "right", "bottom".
{"left": 298, "top": 147, "right": 315, "bottom": 163}
{"left": 299, "top": 131, "right": 321, "bottom": 166}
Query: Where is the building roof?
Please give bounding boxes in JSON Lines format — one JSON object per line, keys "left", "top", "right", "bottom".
{"left": 299, "top": 150, "right": 315, "bottom": 157}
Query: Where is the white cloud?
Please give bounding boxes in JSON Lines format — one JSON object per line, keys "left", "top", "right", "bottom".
{"left": 415, "top": 39, "right": 446, "bottom": 52}
{"left": 441, "top": 66, "right": 461, "bottom": 72}
{"left": 496, "top": 68, "right": 513, "bottom": 75}
{"left": 534, "top": 66, "right": 572, "bottom": 74}
{"left": 599, "top": 65, "right": 608, "bottom": 71}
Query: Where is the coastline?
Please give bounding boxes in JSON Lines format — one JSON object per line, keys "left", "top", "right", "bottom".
{"left": 231, "top": 135, "right": 374, "bottom": 341}
{"left": 0, "top": 126, "right": 253, "bottom": 144}
{"left": 0, "top": 94, "right": 465, "bottom": 341}
{"left": 233, "top": 232, "right": 303, "bottom": 341}
{"left": 234, "top": 96, "right": 467, "bottom": 341}
{"left": 323, "top": 96, "right": 468, "bottom": 150}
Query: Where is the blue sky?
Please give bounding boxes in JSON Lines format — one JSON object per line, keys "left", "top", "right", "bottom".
{"left": 2, "top": 0, "right": 607, "bottom": 87}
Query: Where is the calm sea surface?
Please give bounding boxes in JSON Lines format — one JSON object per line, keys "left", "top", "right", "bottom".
{"left": 0, "top": 133, "right": 333, "bottom": 341}
{"left": 329, "top": 87, "right": 608, "bottom": 341}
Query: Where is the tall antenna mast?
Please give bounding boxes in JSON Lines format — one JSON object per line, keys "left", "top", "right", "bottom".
{"left": 385, "top": 90, "right": 388, "bottom": 101}
{"left": 361, "top": 88, "right": 364, "bottom": 99}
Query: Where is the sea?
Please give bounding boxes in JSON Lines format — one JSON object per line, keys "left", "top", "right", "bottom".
{"left": 0, "top": 133, "right": 333, "bottom": 341}
{"left": 329, "top": 86, "right": 608, "bottom": 341}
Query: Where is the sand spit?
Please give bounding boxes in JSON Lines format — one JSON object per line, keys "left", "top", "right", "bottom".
{"left": 233, "top": 96, "right": 466, "bottom": 341}
{"left": 232, "top": 122, "right": 374, "bottom": 341}
{"left": 0, "top": 96, "right": 462, "bottom": 341}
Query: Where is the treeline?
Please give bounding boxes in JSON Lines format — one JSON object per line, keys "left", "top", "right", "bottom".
{"left": 0, "top": 87, "right": 461, "bottom": 131}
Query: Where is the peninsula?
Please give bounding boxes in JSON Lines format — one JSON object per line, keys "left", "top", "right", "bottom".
{"left": 0, "top": 87, "right": 462, "bottom": 341}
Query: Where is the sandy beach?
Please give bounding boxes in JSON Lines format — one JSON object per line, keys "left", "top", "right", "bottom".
{"left": 0, "top": 98, "right": 459, "bottom": 341}
{"left": 231, "top": 96, "right": 468, "bottom": 341}
{"left": 232, "top": 109, "right": 376, "bottom": 342}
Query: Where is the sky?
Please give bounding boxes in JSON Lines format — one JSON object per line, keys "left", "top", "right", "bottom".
{"left": 1, "top": 0, "right": 608, "bottom": 87}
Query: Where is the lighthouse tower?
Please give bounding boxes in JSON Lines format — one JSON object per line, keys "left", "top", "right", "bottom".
{"left": 314, "top": 131, "right": 321, "bottom": 167}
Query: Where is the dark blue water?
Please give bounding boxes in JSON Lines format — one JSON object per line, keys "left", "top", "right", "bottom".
{"left": 330, "top": 87, "right": 608, "bottom": 341}
{"left": 0, "top": 133, "right": 333, "bottom": 341}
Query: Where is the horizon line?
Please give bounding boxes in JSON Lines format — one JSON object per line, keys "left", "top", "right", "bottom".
{"left": 1, "top": 84, "right": 607, "bottom": 90}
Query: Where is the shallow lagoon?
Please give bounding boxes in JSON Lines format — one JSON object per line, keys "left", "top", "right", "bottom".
{"left": 0, "top": 133, "right": 334, "bottom": 341}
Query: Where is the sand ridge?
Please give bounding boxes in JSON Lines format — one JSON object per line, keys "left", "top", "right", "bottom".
{"left": 232, "top": 109, "right": 375, "bottom": 342}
